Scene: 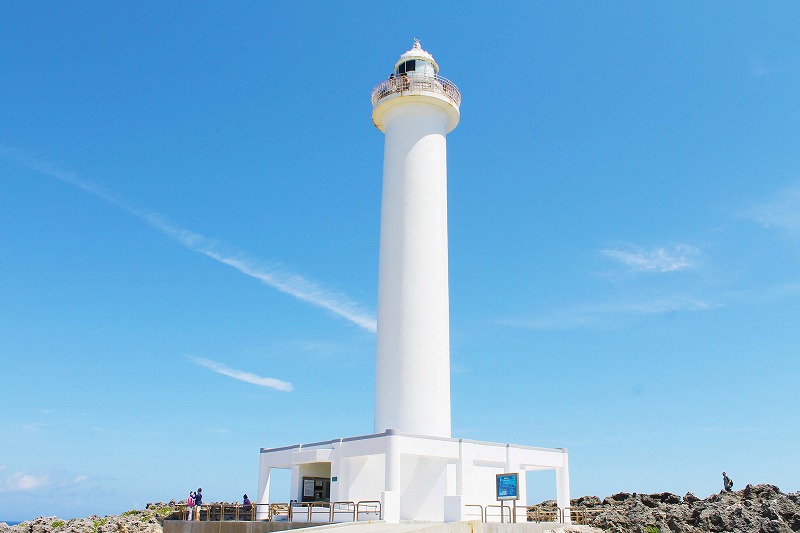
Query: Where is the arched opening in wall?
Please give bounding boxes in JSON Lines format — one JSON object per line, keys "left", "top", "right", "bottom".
{"left": 526, "top": 469, "right": 557, "bottom": 506}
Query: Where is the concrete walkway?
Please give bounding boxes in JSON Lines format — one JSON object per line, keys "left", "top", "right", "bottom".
{"left": 291, "top": 522, "right": 576, "bottom": 533}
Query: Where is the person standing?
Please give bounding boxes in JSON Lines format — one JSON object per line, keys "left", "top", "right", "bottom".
{"left": 242, "top": 494, "right": 252, "bottom": 520}
{"left": 194, "top": 488, "right": 203, "bottom": 520}
{"left": 722, "top": 472, "right": 733, "bottom": 492}
{"left": 187, "top": 491, "right": 195, "bottom": 520}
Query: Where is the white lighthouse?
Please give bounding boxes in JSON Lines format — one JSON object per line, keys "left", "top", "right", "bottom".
{"left": 373, "top": 40, "right": 460, "bottom": 438}
{"left": 256, "top": 41, "right": 571, "bottom": 524}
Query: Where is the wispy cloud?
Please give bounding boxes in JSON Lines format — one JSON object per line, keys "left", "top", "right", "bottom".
{"left": 497, "top": 296, "right": 716, "bottom": 330}
{"left": 746, "top": 183, "right": 800, "bottom": 235}
{"left": 0, "top": 469, "right": 92, "bottom": 494}
{"left": 190, "top": 356, "right": 293, "bottom": 392}
{"left": 21, "top": 422, "right": 48, "bottom": 433}
{"left": 0, "top": 146, "right": 377, "bottom": 332}
{"left": 1, "top": 472, "right": 51, "bottom": 493}
{"left": 602, "top": 244, "right": 701, "bottom": 273}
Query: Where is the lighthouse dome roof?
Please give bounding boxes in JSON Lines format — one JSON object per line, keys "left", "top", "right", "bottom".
{"left": 395, "top": 40, "right": 439, "bottom": 73}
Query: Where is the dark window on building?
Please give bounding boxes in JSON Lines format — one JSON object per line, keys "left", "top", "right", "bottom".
{"left": 398, "top": 60, "right": 416, "bottom": 74}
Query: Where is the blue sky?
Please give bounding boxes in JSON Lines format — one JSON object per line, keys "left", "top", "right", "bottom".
{"left": 2, "top": 1, "right": 799, "bottom": 521}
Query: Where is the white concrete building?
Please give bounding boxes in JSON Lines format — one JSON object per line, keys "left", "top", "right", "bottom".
{"left": 257, "top": 41, "right": 571, "bottom": 524}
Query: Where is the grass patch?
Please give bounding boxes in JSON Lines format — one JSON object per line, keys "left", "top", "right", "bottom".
{"left": 51, "top": 521, "right": 65, "bottom": 528}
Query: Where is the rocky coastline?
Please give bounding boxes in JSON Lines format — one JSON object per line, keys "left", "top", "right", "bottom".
{"left": 541, "top": 483, "right": 800, "bottom": 532}
{"left": 1, "top": 484, "right": 798, "bottom": 533}
{"left": 0, "top": 504, "right": 175, "bottom": 533}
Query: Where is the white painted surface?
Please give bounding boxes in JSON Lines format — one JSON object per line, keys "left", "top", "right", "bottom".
{"left": 258, "top": 431, "right": 569, "bottom": 523}
{"left": 556, "top": 464, "right": 572, "bottom": 525}
{"left": 443, "top": 495, "right": 463, "bottom": 523}
{"left": 256, "top": 461, "right": 271, "bottom": 520}
{"left": 373, "top": 86, "right": 457, "bottom": 439}
{"left": 381, "top": 491, "right": 400, "bottom": 524}
{"left": 399, "top": 455, "right": 450, "bottom": 521}
{"left": 341, "top": 455, "right": 384, "bottom": 503}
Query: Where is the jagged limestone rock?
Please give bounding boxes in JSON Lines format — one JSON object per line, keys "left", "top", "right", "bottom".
{"left": 531, "top": 484, "right": 800, "bottom": 533}
{"left": 0, "top": 504, "right": 176, "bottom": 533}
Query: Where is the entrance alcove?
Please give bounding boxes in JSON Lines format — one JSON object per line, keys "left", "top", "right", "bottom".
{"left": 298, "top": 462, "right": 331, "bottom": 503}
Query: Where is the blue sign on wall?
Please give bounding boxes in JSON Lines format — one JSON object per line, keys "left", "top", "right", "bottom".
{"left": 496, "top": 472, "right": 519, "bottom": 501}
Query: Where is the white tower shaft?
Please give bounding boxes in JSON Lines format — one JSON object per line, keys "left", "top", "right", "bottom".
{"left": 375, "top": 103, "right": 452, "bottom": 437}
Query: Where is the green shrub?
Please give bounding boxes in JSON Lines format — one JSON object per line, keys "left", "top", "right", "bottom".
{"left": 52, "top": 521, "right": 64, "bottom": 528}
{"left": 92, "top": 517, "right": 108, "bottom": 533}
{"left": 645, "top": 527, "right": 660, "bottom": 533}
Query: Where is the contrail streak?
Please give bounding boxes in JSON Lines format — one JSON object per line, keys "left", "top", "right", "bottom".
{"left": 190, "top": 356, "right": 293, "bottom": 392}
{"left": 2, "top": 146, "right": 377, "bottom": 332}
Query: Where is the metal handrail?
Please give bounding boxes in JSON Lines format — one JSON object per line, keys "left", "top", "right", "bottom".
{"left": 485, "top": 504, "right": 512, "bottom": 523}
{"left": 174, "top": 502, "right": 259, "bottom": 522}
{"left": 525, "top": 505, "right": 561, "bottom": 523}
{"left": 174, "top": 500, "right": 595, "bottom": 525}
{"left": 356, "top": 500, "right": 382, "bottom": 520}
{"left": 561, "top": 506, "right": 602, "bottom": 525}
{"left": 371, "top": 74, "right": 461, "bottom": 108}
{"left": 330, "top": 501, "right": 356, "bottom": 522}
{"left": 288, "top": 501, "right": 330, "bottom": 523}
{"left": 512, "top": 502, "right": 527, "bottom": 524}
{"left": 172, "top": 499, "right": 384, "bottom": 523}
{"left": 269, "top": 502, "right": 289, "bottom": 521}
{"left": 464, "top": 504, "right": 484, "bottom": 523}
{"left": 309, "top": 502, "right": 331, "bottom": 522}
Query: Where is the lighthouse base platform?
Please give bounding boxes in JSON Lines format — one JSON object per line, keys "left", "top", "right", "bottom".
{"left": 257, "top": 430, "right": 570, "bottom": 524}
{"left": 164, "top": 520, "right": 576, "bottom": 533}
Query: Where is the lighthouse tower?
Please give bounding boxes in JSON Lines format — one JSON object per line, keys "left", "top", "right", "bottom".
{"left": 257, "top": 41, "right": 571, "bottom": 525}
{"left": 372, "top": 40, "right": 461, "bottom": 438}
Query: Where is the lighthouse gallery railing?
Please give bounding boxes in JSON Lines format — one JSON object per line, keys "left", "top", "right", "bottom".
{"left": 371, "top": 74, "right": 461, "bottom": 108}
